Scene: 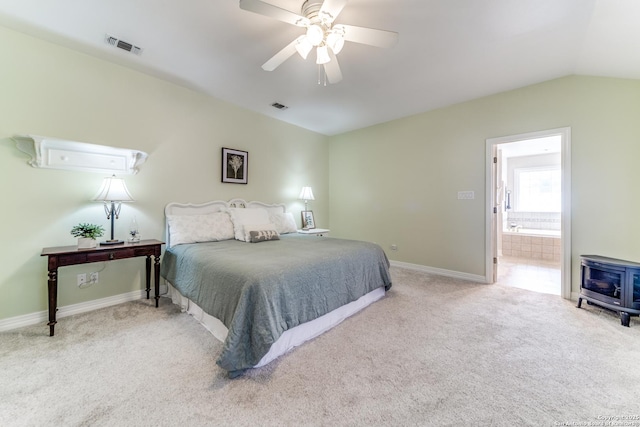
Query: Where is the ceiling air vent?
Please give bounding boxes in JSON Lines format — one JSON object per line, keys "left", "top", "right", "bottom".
{"left": 271, "top": 102, "right": 288, "bottom": 110}
{"left": 105, "top": 34, "right": 143, "bottom": 56}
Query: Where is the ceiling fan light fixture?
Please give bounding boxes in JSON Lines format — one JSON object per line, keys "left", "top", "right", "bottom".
{"left": 295, "top": 35, "right": 313, "bottom": 59}
{"left": 306, "top": 24, "right": 324, "bottom": 46}
{"left": 239, "top": 0, "right": 398, "bottom": 84}
{"left": 326, "top": 31, "right": 344, "bottom": 55}
{"left": 316, "top": 45, "right": 331, "bottom": 64}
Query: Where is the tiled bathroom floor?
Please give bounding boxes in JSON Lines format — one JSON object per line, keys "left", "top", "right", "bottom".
{"left": 497, "top": 256, "right": 561, "bottom": 295}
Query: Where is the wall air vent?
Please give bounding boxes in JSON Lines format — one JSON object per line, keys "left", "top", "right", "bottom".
{"left": 271, "top": 102, "right": 288, "bottom": 110}
{"left": 105, "top": 34, "right": 143, "bottom": 56}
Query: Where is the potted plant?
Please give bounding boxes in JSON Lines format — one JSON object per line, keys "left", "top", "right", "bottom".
{"left": 71, "top": 223, "right": 105, "bottom": 248}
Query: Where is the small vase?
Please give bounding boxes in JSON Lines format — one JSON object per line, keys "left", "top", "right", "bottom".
{"left": 78, "top": 237, "right": 97, "bottom": 249}
{"left": 129, "top": 217, "right": 140, "bottom": 243}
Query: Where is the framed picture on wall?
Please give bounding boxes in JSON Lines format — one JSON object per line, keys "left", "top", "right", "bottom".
{"left": 221, "top": 147, "right": 248, "bottom": 184}
{"left": 301, "top": 210, "right": 315, "bottom": 229}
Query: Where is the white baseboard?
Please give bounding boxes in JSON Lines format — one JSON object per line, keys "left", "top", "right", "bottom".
{"left": 1, "top": 268, "right": 484, "bottom": 334}
{"left": 390, "top": 260, "right": 487, "bottom": 283}
{"left": 0, "top": 289, "right": 148, "bottom": 333}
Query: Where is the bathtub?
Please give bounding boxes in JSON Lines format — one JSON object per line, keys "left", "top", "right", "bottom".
{"left": 501, "top": 229, "right": 561, "bottom": 262}
{"left": 503, "top": 228, "right": 561, "bottom": 238}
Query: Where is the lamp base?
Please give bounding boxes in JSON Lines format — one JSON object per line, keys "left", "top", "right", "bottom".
{"left": 100, "top": 239, "right": 124, "bottom": 246}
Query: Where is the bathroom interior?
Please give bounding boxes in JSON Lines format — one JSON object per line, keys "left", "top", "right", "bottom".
{"left": 497, "top": 136, "right": 562, "bottom": 295}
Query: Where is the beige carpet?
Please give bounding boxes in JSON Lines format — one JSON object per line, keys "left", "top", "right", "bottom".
{"left": 1, "top": 267, "right": 639, "bottom": 426}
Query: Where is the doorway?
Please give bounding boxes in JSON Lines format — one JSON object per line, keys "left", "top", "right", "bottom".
{"left": 485, "top": 128, "right": 571, "bottom": 299}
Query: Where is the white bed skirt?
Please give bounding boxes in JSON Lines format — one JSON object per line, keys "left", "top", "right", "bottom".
{"left": 166, "top": 282, "right": 386, "bottom": 368}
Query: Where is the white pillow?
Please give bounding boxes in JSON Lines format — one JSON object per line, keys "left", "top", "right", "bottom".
{"left": 210, "top": 212, "right": 235, "bottom": 241}
{"left": 260, "top": 206, "right": 286, "bottom": 215}
{"left": 226, "top": 208, "right": 270, "bottom": 241}
{"left": 167, "top": 212, "right": 234, "bottom": 246}
{"left": 243, "top": 223, "right": 279, "bottom": 242}
{"left": 270, "top": 212, "right": 298, "bottom": 234}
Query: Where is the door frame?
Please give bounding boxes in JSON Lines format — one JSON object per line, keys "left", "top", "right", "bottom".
{"left": 485, "top": 127, "right": 572, "bottom": 299}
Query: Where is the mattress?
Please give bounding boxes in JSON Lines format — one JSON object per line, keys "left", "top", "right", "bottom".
{"left": 166, "top": 282, "right": 386, "bottom": 368}
{"left": 161, "top": 234, "right": 392, "bottom": 376}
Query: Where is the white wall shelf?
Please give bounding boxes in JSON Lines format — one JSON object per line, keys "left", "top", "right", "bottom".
{"left": 13, "top": 134, "right": 148, "bottom": 175}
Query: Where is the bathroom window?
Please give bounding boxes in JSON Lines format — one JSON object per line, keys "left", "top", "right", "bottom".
{"left": 514, "top": 166, "right": 561, "bottom": 212}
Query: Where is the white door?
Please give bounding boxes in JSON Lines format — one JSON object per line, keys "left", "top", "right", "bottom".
{"left": 490, "top": 144, "right": 501, "bottom": 283}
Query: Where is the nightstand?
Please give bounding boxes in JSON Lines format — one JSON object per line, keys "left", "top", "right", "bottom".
{"left": 298, "top": 228, "right": 330, "bottom": 236}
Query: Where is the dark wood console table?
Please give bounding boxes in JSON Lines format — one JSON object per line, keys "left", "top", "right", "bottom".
{"left": 41, "top": 239, "right": 164, "bottom": 336}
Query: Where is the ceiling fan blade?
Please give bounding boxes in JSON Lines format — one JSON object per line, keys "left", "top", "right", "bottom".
{"left": 339, "top": 24, "right": 399, "bottom": 48}
{"left": 323, "top": 54, "right": 343, "bottom": 84}
{"left": 262, "top": 38, "right": 299, "bottom": 71}
{"left": 319, "top": 0, "right": 348, "bottom": 24}
{"left": 240, "top": 0, "right": 310, "bottom": 27}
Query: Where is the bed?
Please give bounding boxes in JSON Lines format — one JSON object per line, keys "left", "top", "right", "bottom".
{"left": 160, "top": 199, "right": 392, "bottom": 377}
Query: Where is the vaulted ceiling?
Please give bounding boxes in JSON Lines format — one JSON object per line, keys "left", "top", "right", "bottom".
{"left": 1, "top": 0, "right": 639, "bottom": 135}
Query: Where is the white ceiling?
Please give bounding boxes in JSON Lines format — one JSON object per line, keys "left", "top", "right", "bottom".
{"left": 1, "top": 0, "right": 639, "bottom": 136}
{"left": 499, "top": 136, "right": 561, "bottom": 159}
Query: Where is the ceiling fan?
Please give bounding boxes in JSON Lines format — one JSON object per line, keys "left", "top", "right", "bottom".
{"left": 239, "top": 0, "right": 399, "bottom": 84}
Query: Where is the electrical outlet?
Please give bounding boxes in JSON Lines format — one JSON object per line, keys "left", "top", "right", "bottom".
{"left": 390, "top": 244, "right": 398, "bottom": 251}
{"left": 457, "top": 191, "right": 475, "bottom": 200}
{"left": 77, "top": 273, "right": 87, "bottom": 287}
{"left": 89, "top": 272, "right": 99, "bottom": 285}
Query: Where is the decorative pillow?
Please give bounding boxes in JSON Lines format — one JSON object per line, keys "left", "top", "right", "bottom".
{"left": 167, "top": 212, "right": 234, "bottom": 246}
{"left": 243, "top": 223, "right": 279, "bottom": 242}
{"left": 226, "top": 208, "right": 270, "bottom": 242}
{"left": 248, "top": 229, "right": 280, "bottom": 243}
{"left": 270, "top": 212, "right": 298, "bottom": 234}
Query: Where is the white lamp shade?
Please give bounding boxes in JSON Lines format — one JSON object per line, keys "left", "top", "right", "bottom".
{"left": 326, "top": 31, "right": 345, "bottom": 54}
{"left": 299, "top": 186, "right": 315, "bottom": 201}
{"left": 295, "top": 35, "right": 313, "bottom": 59}
{"left": 93, "top": 175, "right": 135, "bottom": 202}
{"left": 316, "top": 46, "right": 330, "bottom": 65}
{"left": 306, "top": 24, "right": 324, "bottom": 46}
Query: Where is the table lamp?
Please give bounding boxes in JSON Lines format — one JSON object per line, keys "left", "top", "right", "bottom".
{"left": 299, "top": 186, "right": 315, "bottom": 211}
{"left": 93, "top": 175, "right": 135, "bottom": 245}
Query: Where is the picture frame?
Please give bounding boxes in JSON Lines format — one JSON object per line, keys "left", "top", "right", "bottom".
{"left": 221, "top": 147, "right": 248, "bottom": 184}
{"left": 301, "top": 210, "right": 315, "bottom": 229}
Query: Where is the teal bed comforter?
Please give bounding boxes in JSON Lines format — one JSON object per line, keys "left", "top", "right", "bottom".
{"left": 160, "top": 234, "right": 392, "bottom": 377}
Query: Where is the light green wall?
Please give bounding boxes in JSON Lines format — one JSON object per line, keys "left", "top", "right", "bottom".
{"left": 3, "top": 25, "right": 640, "bottom": 323}
{"left": 0, "top": 26, "right": 329, "bottom": 320}
{"left": 328, "top": 75, "right": 640, "bottom": 293}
